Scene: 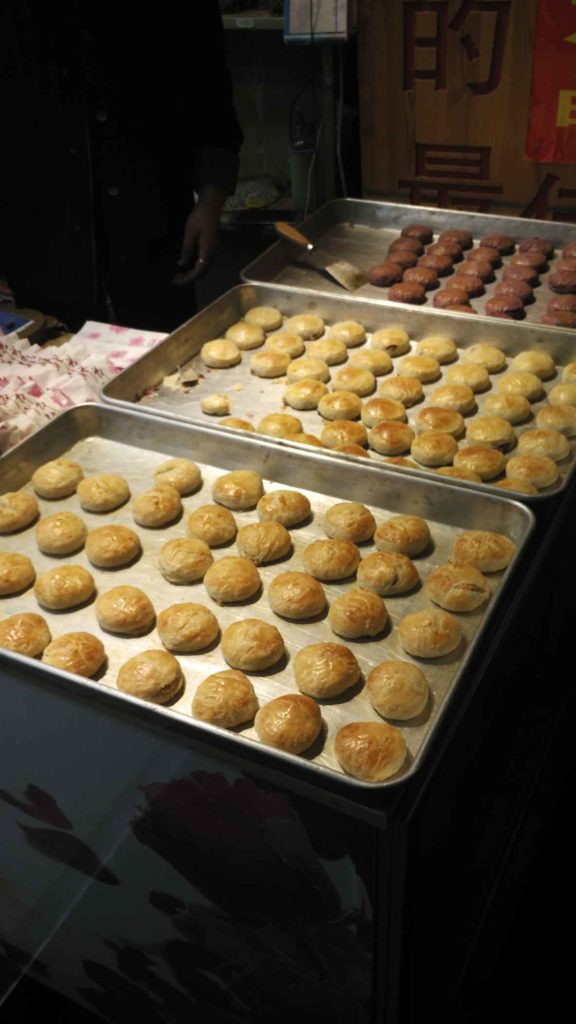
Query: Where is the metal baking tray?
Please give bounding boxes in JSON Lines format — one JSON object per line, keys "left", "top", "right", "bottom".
{"left": 0, "top": 404, "right": 533, "bottom": 792}
{"left": 102, "top": 284, "right": 576, "bottom": 503}
{"left": 241, "top": 199, "right": 576, "bottom": 327}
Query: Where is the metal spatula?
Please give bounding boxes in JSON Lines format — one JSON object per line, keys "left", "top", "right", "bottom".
{"left": 274, "top": 222, "right": 367, "bottom": 291}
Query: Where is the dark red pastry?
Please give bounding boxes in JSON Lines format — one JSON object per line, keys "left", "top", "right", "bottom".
{"left": 388, "top": 237, "right": 424, "bottom": 256}
{"left": 548, "top": 270, "right": 576, "bottom": 294}
{"left": 402, "top": 266, "right": 439, "bottom": 290}
{"left": 495, "top": 280, "right": 534, "bottom": 305}
{"left": 485, "top": 296, "right": 525, "bottom": 319}
{"left": 367, "top": 261, "right": 403, "bottom": 286}
{"left": 467, "top": 247, "right": 502, "bottom": 268}
{"left": 511, "top": 251, "right": 548, "bottom": 272}
{"left": 401, "top": 223, "right": 434, "bottom": 244}
{"left": 445, "top": 305, "right": 478, "bottom": 314}
{"left": 433, "top": 288, "right": 471, "bottom": 308}
{"left": 426, "top": 241, "right": 463, "bottom": 262}
{"left": 562, "top": 243, "right": 576, "bottom": 259}
{"left": 541, "top": 311, "right": 576, "bottom": 328}
{"left": 479, "top": 234, "right": 515, "bottom": 255}
{"left": 451, "top": 273, "right": 485, "bottom": 297}
{"left": 548, "top": 294, "right": 576, "bottom": 312}
{"left": 519, "top": 237, "right": 555, "bottom": 258}
{"left": 556, "top": 259, "right": 576, "bottom": 273}
{"left": 458, "top": 260, "right": 495, "bottom": 283}
{"left": 388, "top": 249, "right": 419, "bottom": 270}
{"left": 418, "top": 254, "right": 453, "bottom": 276}
{"left": 438, "top": 229, "right": 473, "bottom": 250}
{"left": 502, "top": 264, "right": 540, "bottom": 286}
{"left": 387, "top": 282, "right": 427, "bottom": 304}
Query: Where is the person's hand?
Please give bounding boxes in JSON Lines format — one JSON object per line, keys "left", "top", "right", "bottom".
{"left": 173, "top": 185, "right": 227, "bottom": 287}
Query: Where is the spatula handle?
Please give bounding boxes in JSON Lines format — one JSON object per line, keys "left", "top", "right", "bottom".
{"left": 274, "top": 221, "right": 313, "bottom": 250}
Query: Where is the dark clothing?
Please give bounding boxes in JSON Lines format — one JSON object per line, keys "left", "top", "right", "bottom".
{"left": 1, "top": 2, "right": 242, "bottom": 329}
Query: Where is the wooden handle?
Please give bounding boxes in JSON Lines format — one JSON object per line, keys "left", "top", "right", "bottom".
{"left": 274, "top": 221, "right": 313, "bottom": 249}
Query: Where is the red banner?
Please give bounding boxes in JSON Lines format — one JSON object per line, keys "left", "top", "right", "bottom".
{"left": 526, "top": 0, "right": 576, "bottom": 163}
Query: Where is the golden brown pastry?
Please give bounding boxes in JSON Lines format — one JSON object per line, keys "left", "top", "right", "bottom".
{"left": 416, "top": 335, "right": 457, "bottom": 363}
{"left": 31, "top": 459, "right": 83, "bottom": 499}
{"left": 371, "top": 325, "right": 411, "bottom": 357}
{"left": 257, "top": 413, "right": 303, "bottom": 438}
{"left": 510, "top": 351, "right": 555, "bottom": 379}
{"left": 35, "top": 564, "right": 95, "bottom": 610}
{"left": 562, "top": 362, "right": 576, "bottom": 382}
{"left": 482, "top": 392, "right": 531, "bottom": 424}
{"left": 0, "top": 612, "right": 51, "bottom": 657}
{"left": 350, "top": 348, "right": 393, "bottom": 376}
{"left": 505, "top": 454, "right": 559, "bottom": 489}
{"left": 335, "top": 721, "right": 407, "bottom": 782}
{"left": 157, "top": 601, "right": 219, "bottom": 652}
{"left": 268, "top": 571, "right": 326, "bottom": 619}
{"left": 236, "top": 521, "right": 291, "bottom": 564}
{"left": 415, "top": 408, "right": 465, "bottom": 437}
{"left": 331, "top": 366, "right": 376, "bottom": 397}
{"left": 96, "top": 585, "right": 155, "bottom": 634}
{"left": 336, "top": 444, "right": 371, "bottom": 457}
{"left": 549, "top": 383, "right": 576, "bottom": 406}
{"left": 255, "top": 694, "right": 322, "bottom": 753}
{"left": 384, "top": 456, "right": 419, "bottom": 468}
{"left": 399, "top": 608, "right": 462, "bottom": 658}
{"left": 378, "top": 376, "right": 424, "bottom": 406}
{"left": 517, "top": 428, "right": 570, "bottom": 461}
{"left": 323, "top": 502, "right": 376, "bottom": 543}
{"left": 212, "top": 470, "right": 264, "bottom": 510}
{"left": 244, "top": 305, "right": 283, "bottom": 331}
{"left": 286, "top": 356, "right": 330, "bottom": 383}
{"left": 321, "top": 420, "right": 368, "bottom": 448}
{"left": 361, "top": 398, "right": 406, "bottom": 426}
{"left": 328, "top": 320, "right": 366, "bottom": 347}
{"left": 266, "top": 330, "right": 305, "bottom": 359}
{"left": 283, "top": 313, "right": 325, "bottom": 339}
{"left": 192, "top": 669, "right": 258, "bottom": 727}
{"left": 461, "top": 344, "right": 506, "bottom": 373}
{"left": 328, "top": 588, "right": 388, "bottom": 639}
{"left": 250, "top": 350, "right": 291, "bottom": 378}
{"left": 219, "top": 417, "right": 255, "bottom": 432}
{"left": 77, "top": 474, "right": 130, "bottom": 512}
{"left": 35, "top": 511, "right": 87, "bottom": 555}
{"left": 159, "top": 537, "right": 213, "bottom": 583}
{"left": 221, "top": 618, "right": 285, "bottom": 671}
{"left": 536, "top": 403, "right": 576, "bottom": 436}
{"left": 397, "top": 354, "right": 441, "bottom": 382}
{"left": 203, "top": 556, "right": 261, "bottom": 604}
{"left": 307, "top": 337, "right": 347, "bottom": 365}
{"left": 445, "top": 364, "right": 490, "bottom": 392}
{"left": 454, "top": 530, "right": 516, "bottom": 572}
{"left": 465, "top": 416, "right": 515, "bottom": 449}
{"left": 317, "top": 391, "right": 363, "bottom": 420}
{"left": 453, "top": 446, "right": 505, "bottom": 480}
{"left": 201, "top": 338, "right": 241, "bottom": 367}
{"left": 85, "top": 525, "right": 141, "bottom": 568}
{"left": 257, "top": 489, "right": 311, "bottom": 527}
{"left": 367, "top": 661, "right": 429, "bottom": 720}
{"left": 495, "top": 479, "right": 538, "bottom": 495}
{"left": 154, "top": 458, "right": 202, "bottom": 495}
{"left": 0, "top": 551, "right": 35, "bottom": 595}
{"left": 225, "top": 321, "right": 266, "bottom": 349}
{"left": 42, "top": 632, "right": 106, "bottom": 678}
{"left": 293, "top": 642, "right": 361, "bottom": 698}
{"left": 201, "top": 393, "right": 231, "bottom": 416}
{"left": 132, "top": 485, "right": 182, "bottom": 527}
{"left": 303, "top": 538, "right": 360, "bottom": 580}
{"left": 283, "top": 378, "right": 329, "bottom": 410}
{"left": 357, "top": 551, "right": 419, "bottom": 595}
{"left": 411, "top": 431, "right": 458, "bottom": 467}
{"left": 368, "top": 421, "right": 415, "bottom": 455}
{"left": 497, "top": 371, "right": 543, "bottom": 402}
{"left": 429, "top": 384, "right": 476, "bottom": 414}
{"left": 187, "top": 504, "right": 237, "bottom": 546}
{"left": 288, "top": 433, "right": 324, "bottom": 448}
{"left": 374, "top": 516, "right": 430, "bottom": 556}
{"left": 436, "top": 466, "right": 481, "bottom": 482}
{"left": 117, "top": 649, "right": 184, "bottom": 704}
{"left": 0, "top": 492, "right": 39, "bottom": 533}
{"left": 426, "top": 561, "right": 490, "bottom": 611}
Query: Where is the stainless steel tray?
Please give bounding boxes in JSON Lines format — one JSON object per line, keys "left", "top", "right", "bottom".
{"left": 241, "top": 199, "right": 576, "bottom": 327}
{"left": 0, "top": 404, "right": 533, "bottom": 791}
{"left": 102, "top": 284, "right": 576, "bottom": 503}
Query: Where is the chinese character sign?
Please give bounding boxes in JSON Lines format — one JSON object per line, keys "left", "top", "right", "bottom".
{"left": 526, "top": 0, "right": 576, "bottom": 162}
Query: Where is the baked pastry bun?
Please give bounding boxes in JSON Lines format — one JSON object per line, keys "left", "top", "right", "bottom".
{"left": 328, "top": 588, "right": 388, "bottom": 638}
{"left": 293, "top": 642, "right": 360, "bottom": 698}
{"left": 96, "top": 585, "right": 155, "bottom": 634}
{"left": 465, "top": 415, "right": 515, "bottom": 449}
{"left": 536, "top": 403, "right": 576, "bottom": 436}
{"left": 318, "top": 391, "right": 363, "bottom": 421}
{"left": 255, "top": 694, "right": 322, "bottom": 754}
{"left": 157, "top": 602, "right": 219, "bottom": 652}
{"left": 367, "top": 661, "right": 429, "bottom": 720}
{"left": 429, "top": 384, "right": 475, "bottom": 414}
{"left": 323, "top": 502, "right": 376, "bottom": 543}
{"left": 362, "top": 398, "right": 406, "bottom": 427}
{"left": 336, "top": 444, "right": 371, "bottom": 457}
{"left": 335, "top": 721, "right": 407, "bottom": 782}
{"left": 244, "top": 305, "right": 283, "bottom": 331}
{"left": 0, "top": 612, "right": 51, "bottom": 658}
{"left": 303, "top": 538, "right": 360, "bottom": 580}
{"left": 192, "top": 669, "right": 258, "bottom": 727}
{"left": 350, "top": 348, "right": 393, "bottom": 376}
{"left": 397, "top": 355, "right": 441, "bottom": 382}
{"left": 426, "top": 561, "right": 490, "bottom": 611}
{"left": 85, "top": 525, "right": 141, "bottom": 568}
{"left": 284, "top": 378, "right": 328, "bottom": 410}
{"left": 416, "top": 335, "right": 457, "bottom": 363}
{"left": 250, "top": 350, "right": 291, "bottom": 378}
{"left": 562, "top": 362, "right": 576, "bottom": 382}
{"left": 187, "top": 504, "right": 237, "bottom": 546}
{"left": 482, "top": 392, "right": 531, "bottom": 424}
{"left": 266, "top": 331, "right": 305, "bottom": 359}
{"left": 453, "top": 446, "right": 505, "bottom": 480}
{"left": 132, "top": 485, "right": 182, "bottom": 527}
{"left": 415, "top": 408, "right": 464, "bottom": 437}
{"left": 0, "top": 492, "right": 39, "bottom": 533}
{"left": 0, "top": 551, "right": 35, "bottom": 595}
{"left": 371, "top": 325, "right": 411, "bottom": 356}
{"left": 374, "top": 515, "right": 430, "bottom": 556}
{"left": 517, "top": 428, "right": 570, "bottom": 461}
{"left": 454, "top": 530, "right": 515, "bottom": 571}
{"left": 461, "top": 344, "right": 506, "bottom": 373}
{"left": 328, "top": 320, "right": 366, "bottom": 347}
{"left": 307, "top": 337, "right": 347, "bottom": 365}
{"left": 42, "top": 632, "right": 106, "bottom": 678}
{"left": 154, "top": 458, "right": 202, "bottom": 495}
{"left": 549, "top": 383, "right": 576, "bottom": 406}
{"left": 411, "top": 431, "right": 458, "bottom": 467}
{"left": 331, "top": 366, "right": 376, "bottom": 397}
{"left": 212, "top": 470, "right": 263, "bottom": 511}
{"left": 321, "top": 420, "right": 368, "bottom": 449}
{"left": 268, "top": 571, "right": 326, "bottom": 619}
{"left": 201, "top": 338, "right": 241, "bottom": 368}
{"left": 257, "top": 413, "right": 303, "bottom": 438}
{"left": 510, "top": 351, "right": 555, "bottom": 379}
{"left": 287, "top": 356, "right": 330, "bottom": 383}
{"left": 283, "top": 313, "right": 325, "bottom": 339}
{"left": 378, "top": 376, "right": 424, "bottom": 406}
{"left": 31, "top": 459, "right": 83, "bottom": 499}
{"left": 257, "top": 490, "right": 311, "bottom": 527}
{"left": 77, "top": 474, "right": 130, "bottom": 512}
{"left": 221, "top": 618, "right": 285, "bottom": 671}
{"left": 497, "top": 371, "right": 543, "bottom": 402}
{"left": 357, "top": 551, "right": 419, "bottom": 595}
{"left": 225, "top": 321, "right": 265, "bottom": 349}
{"left": 219, "top": 417, "right": 255, "bottom": 432}
{"left": 368, "top": 421, "right": 415, "bottom": 455}
{"left": 445, "top": 364, "right": 490, "bottom": 392}
{"left": 117, "top": 649, "right": 184, "bottom": 704}
{"left": 159, "top": 537, "right": 213, "bottom": 583}
{"left": 399, "top": 608, "right": 462, "bottom": 658}
{"left": 201, "top": 393, "right": 231, "bottom": 416}
{"left": 505, "top": 454, "right": 559, "bottom": 489}
{"left": 35, "top": 564, "right": 95, "bottom": 610}
{"left": 236, "top": 521, "right": 291, "bottom": 564}
{"left": 35, "top": 511, "right": 87, "bottom": 555}
{"left": 495, "top": 479, "right": 538, "bottom": 495}
{"left": 436, "top": 466, "right": 481, "bottom": 482}
{"left": 203, "top": 556, "right": 261, "bottom": 604}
